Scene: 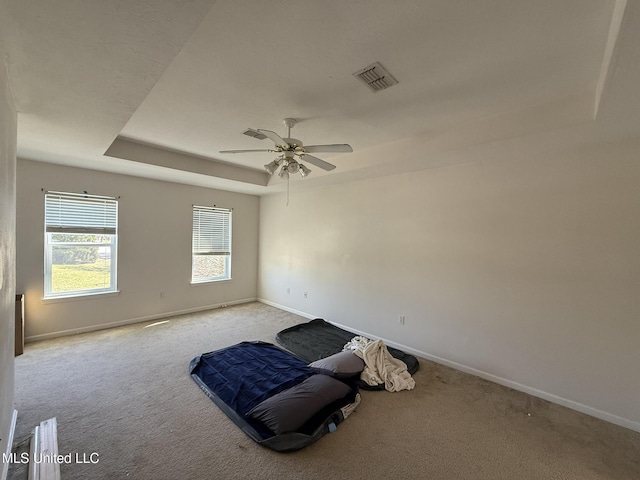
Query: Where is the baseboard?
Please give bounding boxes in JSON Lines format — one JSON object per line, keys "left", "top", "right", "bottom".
{"left": 258, "top": 299, "right": 640, "bottom": 434}
{"left": 1, "top": 409, "right": 18, "bottom": 480}
{"left": 25, "top": 298, "right": 257, "bottom": 343}
{"left": 257, "top": 298, "right": 318, "bottom": 320}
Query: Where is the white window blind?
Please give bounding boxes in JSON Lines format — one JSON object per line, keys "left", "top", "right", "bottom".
{"left": 43, "top": 191, "right": 118, "bottom": 298}
{"left": 192, "top": 206, "right": 231, "bottom": 256}
{"left": 45, "top": 191, "right": 118, "bottom": 234}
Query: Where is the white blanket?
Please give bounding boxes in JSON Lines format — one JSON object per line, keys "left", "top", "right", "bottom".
{"left": 344, "top": 336, "right": 415, "bottom": 392}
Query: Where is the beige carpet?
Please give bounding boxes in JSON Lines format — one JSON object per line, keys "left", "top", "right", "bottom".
{"left": 9, "top": 302, "right": 640, "bottom": 479}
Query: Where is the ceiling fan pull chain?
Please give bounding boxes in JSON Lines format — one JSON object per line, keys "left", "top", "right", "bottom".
{"left": 286, "top": 175, "right": 290, "bottom": 206}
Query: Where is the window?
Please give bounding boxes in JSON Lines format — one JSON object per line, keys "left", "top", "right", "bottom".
{"left": 44, "top": 191, "right": 118, "bottom": 298}
{"left": 192, "top": 205, "right": 232, "bottom": 283}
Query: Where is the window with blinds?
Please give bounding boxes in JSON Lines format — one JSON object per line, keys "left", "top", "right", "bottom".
{"left": 192, "top": 205, "right": 232, "bottom": 283}
{"left": 44, "top": 191, "right": 118, "bottom": 298}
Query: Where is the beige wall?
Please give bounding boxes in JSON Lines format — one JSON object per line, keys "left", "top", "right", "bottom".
{"left": 0, "top": 61, "right": 17, "bottom": 471}
{"left": 258, "top": 142, "right": 640, "bottom": 431}
{"left": 17, "top": 160, "right": 259, "bottom": 339}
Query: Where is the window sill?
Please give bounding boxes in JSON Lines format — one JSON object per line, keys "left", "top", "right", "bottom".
{"left": 41, "top": 290, "right": 120, "bottom": 304}
{"left": 190, "top": 278, "right": 232, "bottom": 286}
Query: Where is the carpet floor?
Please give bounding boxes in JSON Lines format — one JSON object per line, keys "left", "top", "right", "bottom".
{"left": 9, "top": 302, "right": 640, "bottom": 479}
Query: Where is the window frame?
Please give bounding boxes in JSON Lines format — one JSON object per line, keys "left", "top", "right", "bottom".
{"left": 191, "top": 205, "right": 232, "bottom": 284}
{"left": 43, "top": 191, "right": 119, "bottom": 299}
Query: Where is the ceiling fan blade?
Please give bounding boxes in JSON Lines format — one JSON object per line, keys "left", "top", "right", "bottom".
{"left": 219, "top": 149, "right": 275, "bottom": 154}
{"left": 303, "top": 144, "right": 353, "bottom": 153}
{"left": 299, "top": 154, "right": 336, "bottom": 171}
{"left": 257, "top": 129, "right": 290, "bottom": 149}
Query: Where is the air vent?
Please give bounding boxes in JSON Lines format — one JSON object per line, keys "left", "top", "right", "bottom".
{"left": 242, "top": 128, "right": 267, "bottom": 140}
{"left": 353, "top": 62, "right": 398, "bottom": 92}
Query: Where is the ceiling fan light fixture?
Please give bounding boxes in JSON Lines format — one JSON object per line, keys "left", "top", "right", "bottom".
{"left": 264, "top": 159, "right": 280, "bottom": 175}
{"left": 287, "top": 160, "right": 300, "bottom": 174}
{"left": 278, "top": 166, "right": 289, "bottom": 179}
{"left": 299, "top": 164, "right": 311, "bottom": 177}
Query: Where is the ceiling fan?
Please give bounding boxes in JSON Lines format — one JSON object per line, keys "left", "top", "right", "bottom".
{"left": 220, "top": 118, "right": 353, "bottom": 179}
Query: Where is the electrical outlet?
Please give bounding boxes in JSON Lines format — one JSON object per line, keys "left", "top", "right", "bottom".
{"left": 398, "top": 315, "right": 405, "bottom": 325}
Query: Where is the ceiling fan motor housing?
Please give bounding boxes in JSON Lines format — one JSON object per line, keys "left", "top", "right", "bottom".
{"left": 283, "top": 138, "right": 302, "bottom": 149}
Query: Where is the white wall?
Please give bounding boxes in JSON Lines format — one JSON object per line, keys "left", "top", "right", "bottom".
{"left": 0, "top": 60, "right": 17, "bottom": 473}
{"left": 258, "top": 142, "right": 640, "bottom": 431}
{"left": 17, "top": 160, "right": 259, "bottom": 340}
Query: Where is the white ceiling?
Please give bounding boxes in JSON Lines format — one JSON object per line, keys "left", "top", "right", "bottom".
{"left": 2, "top": 0, "right": 639, "bottom": 195}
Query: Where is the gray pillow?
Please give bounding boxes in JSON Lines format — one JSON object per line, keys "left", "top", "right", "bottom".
{"left": 247, "top": 374, "right": 351, "bottom": 434}
{"left": 309, "top": 350, "right": 365, "bottom": 379}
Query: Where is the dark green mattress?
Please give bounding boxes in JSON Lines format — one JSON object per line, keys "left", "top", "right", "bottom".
{"left": 276, "top": 319, "right": 419, "bottom": 390}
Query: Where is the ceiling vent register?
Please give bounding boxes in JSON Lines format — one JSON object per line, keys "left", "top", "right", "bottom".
{"left": 353, "top": 62, "right": 398, "bottom": 92}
